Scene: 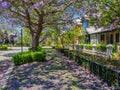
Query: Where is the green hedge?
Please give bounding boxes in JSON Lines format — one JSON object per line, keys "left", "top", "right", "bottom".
{"left": 96, "top": 44, "right": 106, "bottom": 52}
{"left": 112, "top": 44, "right": 117, "bottom": 53}
{"left": 96, "top": 44, "right": 117, "bottom": 52}
{"left": 0, "top": 45, "right": 8, "bottom": 50}
{"left": 79, "top": 44, "right": 84, "bottom": 49}
{"left": 86, "top": 44, "right": 92, "bottom": 50}
{"left": 12, "top": 51, "right": 46, "bottom": 65}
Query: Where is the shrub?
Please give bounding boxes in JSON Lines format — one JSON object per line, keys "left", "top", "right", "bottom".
{"left": 79, "top": 44, "right": 84, "bottom": 49}
{"left": 100, "top": 44, "right": 106, "bottom": 52}
{"left": 96, "top": 44, "right": 106, "bottom": 52}
{"left": 0, "top": 45, "right": 8, "bottom": 50}
{"left": 28, "top": 46, "right": 42, "bottom": 51}
{"left": 118, "top": 51, "right": 120, "bottom": 60}
{"left": 86, "top": 44, "right": 92, "bottom": 50}
{"left": 96, "top": 44, "right": 101, "bottom": 51}
{"left": 32, "top": 51, "right": 46, "bottom": 62}
{"left": 12, "top": 51, "right": 46, "bottom": 65}
{"left": 112, "top": 53, "right": 118, "bottom": 60}
{"left": 112, "top": 44, "right": 117, "bottom": 53}
{"left": 56, "top": 44, "right": 63, "bottom": 48}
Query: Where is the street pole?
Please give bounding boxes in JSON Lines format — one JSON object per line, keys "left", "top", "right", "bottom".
{"left": 21, "top": 29, "right": 23, "bottom": 52}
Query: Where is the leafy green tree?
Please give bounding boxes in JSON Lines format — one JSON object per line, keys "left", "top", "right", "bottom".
{"left": 86, "top": 0, "right": 120, "bottom": 29}
{"left": 23, "top": 28, "right": 31, "bottom": 46}
{"left": 61, "top": 26, "right": 80, "bottom": 48}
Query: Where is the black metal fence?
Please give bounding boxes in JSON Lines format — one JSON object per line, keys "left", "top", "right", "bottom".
{"left": 57, "top": 48, "right": 120, "bottom": 89}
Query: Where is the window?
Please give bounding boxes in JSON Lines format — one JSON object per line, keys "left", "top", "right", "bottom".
{"left": 116, "top": 33, "right": 119, "bottom": 43}
{"left": 100, "top": 35, "right": 105, "bottom": 41}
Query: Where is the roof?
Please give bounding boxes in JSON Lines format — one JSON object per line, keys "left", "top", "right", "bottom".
{"left": 86, "top": 26, "right": 116, "bottom": 34}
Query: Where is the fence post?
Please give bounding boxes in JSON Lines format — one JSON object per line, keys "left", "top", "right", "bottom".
{"left": 79, "top": 56, "right": 82, "bottom": 65}
{"left": 90, "top": 61, "right": 94, "bottom": 74}
{"left": 92, "top": 62, "right": 94, "bottom": 75}
{"left": 75, "top": 55, "right": 77, "bottom": 62}
{"left": 98, "top": 64, "right": 100, "bottom": 79}
{"left": 105, "top": 67, "right": 109, "bottom": 85}
{"left": 69, "top": 45, "right": 72, "bottom": 50}
{"left": 83, "top": 44, "right": 86, "bottom": 50}
{"left": 92, "top": 44, "right": 96, "bottom": 55}
{"left": 106, "top": 44, "right": 113, "bottom": 58}
{"left": 117, "top": 72, "right": 120, "bottom": 88}
{"left": 68, "top": 52, "right": 70, "bottom": 59}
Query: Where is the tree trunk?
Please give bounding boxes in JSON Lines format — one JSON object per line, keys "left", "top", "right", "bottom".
{"left": 31, "top": 33, "right": 40, "bottom": 51}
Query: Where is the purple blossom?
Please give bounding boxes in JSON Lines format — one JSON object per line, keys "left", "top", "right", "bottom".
{"left": 55, "top": 83, "right": 61, "bottom": 89}
{"left": 0, "top": 0, "right": 2, "bottom": 3}
{"left": 1, "top": 1, "right": 11, "bottom": 9}
{"left": 109, "top": 24, "right": 113, "bottom": 29}
{"left": 82, "top": 6, "right": 87, "bottom": 11}
{"left": 2, "top": 11, "right": 9, "bottom": 17}
{"left": 32, "top": 1, "right": 44, "bottom": 9}
{"left": 66, "top": 25, "right": 72, "bottom": 30}
{"left": 104, "top": 24, "right": 114, "bottom": 31}
{"left": 91, "top": 10, "right": 94, "bottom": 14}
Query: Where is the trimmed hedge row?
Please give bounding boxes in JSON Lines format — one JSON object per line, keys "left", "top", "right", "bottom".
{"left": 12, "top": 51, "right": 46, "bottom": 65}
{"left": 0, "top": 45, "right": 8, "bottom": 50}
{"left": 86, "top": 44, "right": 92, "bottom": 50}
{"left": 96, "top": 44, "right": 106, "bottom": 52}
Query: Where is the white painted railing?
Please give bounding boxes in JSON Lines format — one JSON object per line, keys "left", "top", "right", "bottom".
{"left": 69, "top": 44, "right": 113, "bottom": 58}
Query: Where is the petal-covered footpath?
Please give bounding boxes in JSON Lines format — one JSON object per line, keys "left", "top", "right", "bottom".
{"left": 0, "top": 48, "right": 114, "bottom": 90}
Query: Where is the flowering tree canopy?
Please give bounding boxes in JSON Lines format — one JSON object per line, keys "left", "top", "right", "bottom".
{"left": 0, "top": 0, "right": 119, "bottom": 51}
{"left": 82, "top": 0, "right": 120, "bottom": 30}
{"left": 0, "top": 0, "right": 81, "bottom": 51}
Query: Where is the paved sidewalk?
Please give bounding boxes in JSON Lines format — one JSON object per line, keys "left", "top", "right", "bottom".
{"left": 0, "top": 47, "right": 28, "bottom": 89}
{"left": 0, "top": 49, "right": 114, "bottom": 90}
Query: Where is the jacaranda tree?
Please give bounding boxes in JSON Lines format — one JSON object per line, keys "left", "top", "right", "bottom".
{"left": 0, "top": 0, "right": 81, "bottom": 51}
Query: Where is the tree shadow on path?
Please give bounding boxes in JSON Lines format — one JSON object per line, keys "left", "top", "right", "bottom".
{"left": 4, "top": 50, "right": 114, "bottom": 90}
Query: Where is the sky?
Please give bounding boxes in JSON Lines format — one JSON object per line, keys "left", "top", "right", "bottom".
{"left": 73, "top": 13, "right": 89, "bottom": 31}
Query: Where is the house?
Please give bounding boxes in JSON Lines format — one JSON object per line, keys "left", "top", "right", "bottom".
{"left": 73, "top": 18, "right": 89, "bottom": 44}
{"left": 86, "top": 26, "right": 120, "bottom": 45}
{"left": 0, "top": 23, "right": 18, "bottom": 44}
